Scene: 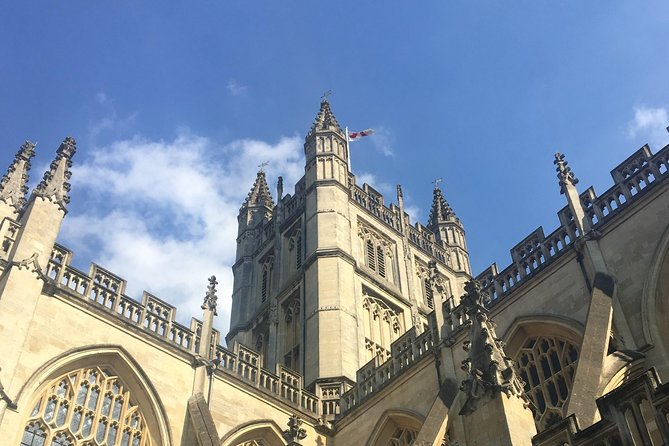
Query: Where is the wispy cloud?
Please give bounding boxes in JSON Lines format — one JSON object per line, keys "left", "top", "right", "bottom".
{"left": 370, "top": 125, "right": 394, "bottom": 157}
{"left": 62, "top": 131, "right": 303, "bottom": 334}
{"left": 227, "top": 80, "right": 248, "bottom": 96}
{"left": 628, "top": 106, "right": 669, "bottom": 148}
{"left": 88, "top": 91, "right": 138, "bottom": 140}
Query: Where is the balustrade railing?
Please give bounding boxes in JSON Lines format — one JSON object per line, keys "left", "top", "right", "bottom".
{"left": 476, "top": 143, "right": 669, "bottom": 305}
{"left": 340, "top": 327, "right": 435, "bottom": 415}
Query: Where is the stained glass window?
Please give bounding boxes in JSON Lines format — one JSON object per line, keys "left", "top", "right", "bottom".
{"left": 20, "top": 367, "right": 153, "bottom": 446}
{"left": 514, "top": 335, "right": 579, "bottom": 430}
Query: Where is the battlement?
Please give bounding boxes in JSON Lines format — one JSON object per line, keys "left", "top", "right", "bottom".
{"left": 339, "top": 326, "right": 435, "bottom": 416}
{"left": 0, "top": 237, "right": 330, "bottom": 417}
{"left": 450, "top": 142, "right": 669, "bottom": 332}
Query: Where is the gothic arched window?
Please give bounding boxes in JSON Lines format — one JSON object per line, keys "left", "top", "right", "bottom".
{"left": 260, "top": 256, "right": 274, "bottom": 303}
{"left": 423, "top": 278, "right": 434, "bottom": 310}
{"left": 388, "top": 427, "right": 417, "bottom": 446}
{"left": 514, "top": 335, "right": 579, "bottom": 430}
{"left": 21, "top": 366, "right": 154, "bottom": 446}
{"left": 362, "top": 294, "right": 404, "bottom": 362}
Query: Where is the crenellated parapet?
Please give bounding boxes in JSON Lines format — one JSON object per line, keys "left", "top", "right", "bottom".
{"left": 472, "top": 142, "right": 669, "bottom": 310}
{"left": 339, "top": 326, "right": 435, "bottom": 416}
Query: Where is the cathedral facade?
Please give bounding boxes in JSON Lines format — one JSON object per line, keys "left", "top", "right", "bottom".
{"left": 0, "top": 101, "right": 668, "bottom": 445}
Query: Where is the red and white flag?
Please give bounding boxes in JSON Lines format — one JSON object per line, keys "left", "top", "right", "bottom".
{"left": 348, "top": 128, "right": 374, "bottom": 141}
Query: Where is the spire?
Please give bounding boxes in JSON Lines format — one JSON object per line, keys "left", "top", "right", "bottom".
{"left": 308, "top": 99, "right": 343, "bottom": 137}
{"left": 201, "top": 275, "right": 218, "bottom": 315}
{"left": 34, "top": 137, "right": 76, "bottom": 212}
{"left": 427, "top": 185, "right": 457, "bottom": 228}
{"left": 242, "top": 170, "right": 275, "bottom": 210}
{"left": 459, "top": 280, "right": 527, "bottom": 415}
{"left": 0, "top": 141, "right": 36, "bottom": 212}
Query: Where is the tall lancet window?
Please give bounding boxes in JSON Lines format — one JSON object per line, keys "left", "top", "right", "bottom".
{"left": 281, "top": 295, "right": 301, "bottom": 372}
{"left": 259, "top": 255, "right": 274, "bottom": 303}
{"left": 359, "top": 222, "right": 395, "bottom": 283}
{"left": 20, "top": 367, "right": 153, "bottom": 446}
{"left": 288, "top": 227, "right": 303, "bottom": 271}
{"left": 362, "top": 292, "right": 404, "bottom": 362}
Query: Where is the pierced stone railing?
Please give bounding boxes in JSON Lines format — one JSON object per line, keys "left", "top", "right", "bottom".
{"left": 476, "top": 143, "right": 669, "bottom": 305}
{"left": 339, "top": 327, "right": 435, "bottom": 416}
{"left": 350, "top": 183, "right": 403, "bottom": 233}
{"left": 45, "top": 243, "right": 220, "bottom": 353}
{"left": 214, "top": 344, "right": 320, "bottom": 416}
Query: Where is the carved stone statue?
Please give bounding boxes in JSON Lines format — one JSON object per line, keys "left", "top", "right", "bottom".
{"left": 459, "top": 280, "right": 527, "bottom": 414}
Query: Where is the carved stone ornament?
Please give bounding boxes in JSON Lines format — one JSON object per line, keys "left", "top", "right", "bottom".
{"left": 0, "top": 140, "right": 36, "bottom": 210}
{"left": 12, "top": 252, "right": 49, "bottom": 283}
{"left": 35, "top": 137, "right": 76, "bottom": 211}
{"left": 459, "top": 280, "right": 528, "bottom": 415}
{"left": 269, "top": 300, "right": 278, "bottom": 325}
{"left": 282, "top": 414, "right": 307, "bottom": 445}
{"left": 201, "top": 275, "right": 218, "bottom": 315}
{"left": 554, "top": 152, "right": 579, "bottom": 195}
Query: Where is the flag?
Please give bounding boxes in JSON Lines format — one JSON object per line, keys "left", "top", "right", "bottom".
{"left": 348, "top": 129, "right": 374, "bottom": 141}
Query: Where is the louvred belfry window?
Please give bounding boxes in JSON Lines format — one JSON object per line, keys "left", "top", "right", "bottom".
{"left": 21, "top": 367, "right": 154, "bottom": 446}
{"left": 514, "top": 336, "right": 580, "bottom": 430}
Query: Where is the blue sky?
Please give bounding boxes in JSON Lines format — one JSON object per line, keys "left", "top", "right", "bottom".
{"left": 1, "top": 2, "right": 668, "bottom": 333}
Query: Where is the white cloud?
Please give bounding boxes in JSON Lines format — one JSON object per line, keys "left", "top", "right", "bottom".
{"left": 370, "top": 126, "right": 394, "bottom": 157}
{"left": 61, "top": 131, "right": 303, "bottom": 335}
{"left": 88, "top": 92, "right": 138, "bottom": 140}
{"left": 628, "top": 106, "right": 669, "bottom": 148}
{"left": 355, "top": 171, "right": 393, "bottom": 197}
{"left": 227, "top": 80, "right": 249, "bottom": 96}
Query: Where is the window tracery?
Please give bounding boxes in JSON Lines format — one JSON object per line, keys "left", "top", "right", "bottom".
{"left": 21, "top": 366, "right": 153, "bottom": 446}
{"left": 287, "top": 227, "right": 302, "bottom": 271}
{"left": 362, "top": 293, "right": 404, "bottom": 362}
{"left": 281, "top": 296, "right": 301, "bottom": 372}
{"left": 358, "top": 222, "right": 394, "bottom": 282}
{"left": 514, "top": 335, "right": 580, "bottom": 430}
{"left": 260, "top": 255, "right": 274, "bottom": 303}
{"left": 388, "top": 427, "right": 417, "bottom": 446}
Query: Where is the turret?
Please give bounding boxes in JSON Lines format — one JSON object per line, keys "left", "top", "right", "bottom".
{"left": 303, "top": 99, "right": 349, "bottom": 186}
{"left": 0, "top": 141, "right": 35, "bottom": 222}
{"left": 228, "top": 170, "right": 275, "bottom": 347}
{"left": 237, "top": 169, "right": 274, "bottom": 234}
{"left": 427, "top": 184, "right": 470, "bottom": 273}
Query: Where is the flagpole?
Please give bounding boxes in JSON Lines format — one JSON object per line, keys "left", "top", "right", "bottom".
{"left": 345, "top": 126, "right": 351, "bottom": 172}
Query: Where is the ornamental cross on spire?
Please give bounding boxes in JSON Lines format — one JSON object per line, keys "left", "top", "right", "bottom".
{"left": 432, "top": 177, "right": 443, "bottom": 189}
{"left": 258, "top": 161, "right": 269, "bottom": 172}
{"left": 321, "top": 90, "right": 332, "bottom": 102}
{"left": 201, "top": 275, "right": 218, "bottom": 315}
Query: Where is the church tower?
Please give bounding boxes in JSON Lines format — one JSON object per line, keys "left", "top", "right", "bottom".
{"left": 227, "top": 100, "right": 472, "bottom": 392}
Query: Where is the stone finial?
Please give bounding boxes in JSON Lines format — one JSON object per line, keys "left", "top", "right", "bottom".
{"left": 277, "top": 176, "right": 284, "bottom": 200}
{"left": 201, "top": 275, "right": 218, "bottom": 315}
{"left": 554, "top": 152, "right": 579, "bottom": 195}
{"left": 34, "top": 137, "right": 76, "bottom": 211}
{"left": 242, "top": 170, "right": 275, "bottom": 210}
{"left": 0, "top": 141, "right": 36, "bottom": 211}
{"left": 308, "top": 99, "right": 342, "bottom": 136}
{"left": 282, "top": 415, "right": 307, "bottom": 445}
{"left": 427, "top": 185, "right": 457, "bottom": 228}
{"left": 459, "top": 280, "right": 527, "bottom": 415}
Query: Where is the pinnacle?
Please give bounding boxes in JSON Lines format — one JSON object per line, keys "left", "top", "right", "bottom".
{"left": 554, "top": 152, "right": 579, "bottom": 194}
{"left": 427, "top": 186, "right": 456, "bottom": 227}
{"left": 34, "top": 136, "right": 77, "bottom": 211}
{"left": 308, "top": 100, "right": 342, "bottom": 136}
{"left": 0, "top": 140, "right": 36, "bottom": 211}
{"left": 243, "top": 170, "right": 275, "bottom": 209}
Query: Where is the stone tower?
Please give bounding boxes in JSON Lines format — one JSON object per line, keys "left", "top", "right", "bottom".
{"left": 226, "top": 100, "right": 472, "bottom": 392}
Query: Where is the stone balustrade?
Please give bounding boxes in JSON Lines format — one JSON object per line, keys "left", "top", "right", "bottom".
{"left": 340, "top": 327, "right": 435, "bottom": 416}
{"left": 214, "top": 344, "right": 320, "bottom": 416}
{"left": 476, "top": 143, "right": 669, "bottom": 305}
